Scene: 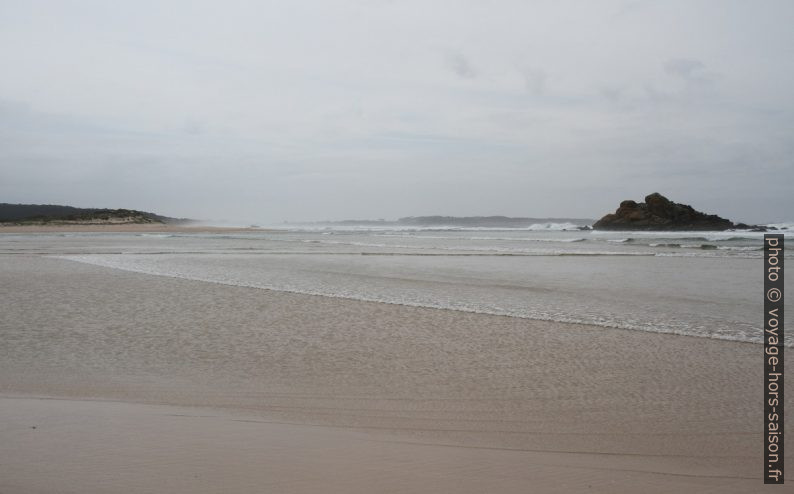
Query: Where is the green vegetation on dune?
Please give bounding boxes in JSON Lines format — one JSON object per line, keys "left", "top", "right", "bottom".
{"left": 0, "top": 203, "right": 190, "bottom": 225}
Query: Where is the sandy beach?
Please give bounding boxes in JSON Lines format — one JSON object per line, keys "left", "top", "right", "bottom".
{"left": 0, "top": 253, "right": 784, "bottom": 493}
{"left": 3, "top": 0, "right": 792, "bottom": 490}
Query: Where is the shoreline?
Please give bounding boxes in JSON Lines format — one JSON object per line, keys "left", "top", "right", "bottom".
{"left": 57, "top": 253, "right": 766, "bottom": 348}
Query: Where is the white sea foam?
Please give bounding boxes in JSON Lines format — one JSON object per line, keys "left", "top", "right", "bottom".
{"left": 525, "top": 222, "right": 583, "bottom": 231}
{"left": 374, "top": 234, "right": 586, "bottom": 243}
{"left": 274, "top": 222, "right": 588, "bottom": 233}
{"left": 9, "top": 226, "right": 781, "bottom": 347}
{"left": 53, "top": 247, "right": 776, "bottom": 346}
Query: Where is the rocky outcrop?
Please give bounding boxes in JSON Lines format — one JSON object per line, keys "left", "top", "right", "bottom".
{"left": 593, "top": 193, "right": 742, "bottom": 231}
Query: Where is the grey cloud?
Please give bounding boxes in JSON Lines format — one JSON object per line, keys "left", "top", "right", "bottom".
{"left": 445, "top": 52, "right": 477, "bottom": 79}
{"left": 612, "top": 0, "right": 651, "bottom": 18}
{"left": 664, "top": 58, "right": 709, "bottom": 81}
{"left": 599, "top": 86, "right": 624, "bottom": 104}
{"left": 522, "top": 68, "right": 546, "bottom": 96}
{"left": 183, "top": 118, "right": 204, "bottom": 135}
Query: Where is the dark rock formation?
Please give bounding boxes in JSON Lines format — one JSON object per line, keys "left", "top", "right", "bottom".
{"left": 593, "top": 193, "right": 742, "bottom": 231}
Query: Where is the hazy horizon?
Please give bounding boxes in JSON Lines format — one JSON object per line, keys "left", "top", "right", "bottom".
{"left": 1, "top": 1, "right": 793, "bottom": 224}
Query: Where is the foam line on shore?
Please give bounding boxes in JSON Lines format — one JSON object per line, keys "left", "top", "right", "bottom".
{"left": 55, "top": 254, "right": 767, "bottom": 346}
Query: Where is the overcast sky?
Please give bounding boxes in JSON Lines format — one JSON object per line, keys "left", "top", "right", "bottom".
{"left": 0, "top": 0, "right": 792, "bottom": 224}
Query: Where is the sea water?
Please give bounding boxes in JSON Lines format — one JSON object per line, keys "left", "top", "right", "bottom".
{"left": 3, "top": 223, "right": 791, "bottom": 345}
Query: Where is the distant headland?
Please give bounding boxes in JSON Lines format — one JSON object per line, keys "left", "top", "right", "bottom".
{"left": 593, "top": 193, "right": 767, "bottom": 231}
{"left": 0, "top": 203, "right": 192, "bottom": 226}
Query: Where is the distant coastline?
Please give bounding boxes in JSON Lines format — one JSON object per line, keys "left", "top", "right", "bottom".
{"left": 0, "top": 224, "right": 264, "bottom": 234}
{"left": 0, "top": 203, "right": 192, "bottom": 226}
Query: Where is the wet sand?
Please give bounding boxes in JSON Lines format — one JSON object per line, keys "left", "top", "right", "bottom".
{"left": 0, "top": 255, "right": 785, "bottom": 492}
{"left": 1, "top": 395, "right": 764, "bottom": 494}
